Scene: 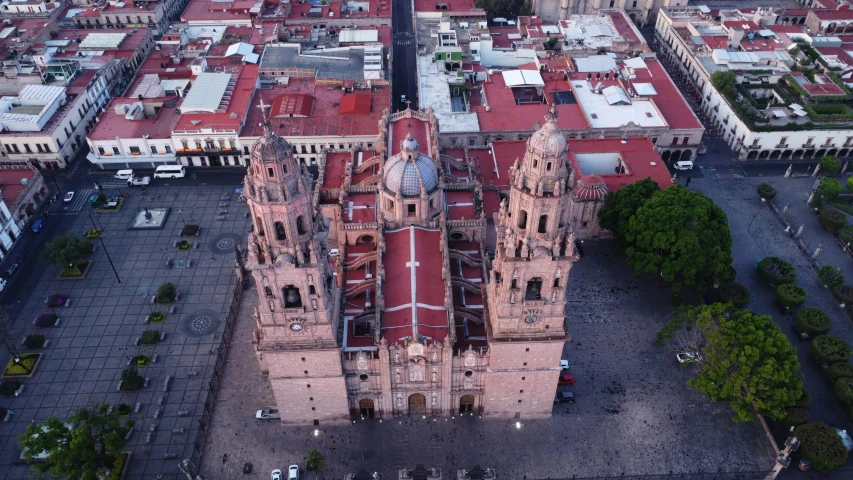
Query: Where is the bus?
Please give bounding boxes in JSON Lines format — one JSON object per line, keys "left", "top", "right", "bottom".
{"left": 154, "top": 165, "right": 186, "bottom": 178}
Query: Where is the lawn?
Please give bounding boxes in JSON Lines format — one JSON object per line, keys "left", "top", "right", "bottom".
{"left": 59, "top": 260, "right": 90, "bottom": 277}
{"left": 4, "top": 354, "right": 40, "bottom": 376}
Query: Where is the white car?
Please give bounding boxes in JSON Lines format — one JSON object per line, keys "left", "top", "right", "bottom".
{"left": 0, "top": 278, "right": 6, "bottom": 292}
{"left": 400, "top": 94, "right": 407, "bottom": 103}
{"left": 271, "top": 469, "right": 282, "bottom": 480}
{"left": 287, "top": 465, "right": 299, "bottom": 480}
{"left": 676, "top": 352, "right": 700, "bottom": 364}
{"left": 63, "top": 192, "right": 74, "bottom": 203}
{"left": 560, "top": 360, "right": 569, "bottom": 371}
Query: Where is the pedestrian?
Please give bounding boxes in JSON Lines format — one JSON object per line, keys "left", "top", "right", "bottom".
{"left": 686, "top": 177, "right": 692, "bottom": 187}
{"left": 361, "top": 452, "right": 366, "bottom": 460}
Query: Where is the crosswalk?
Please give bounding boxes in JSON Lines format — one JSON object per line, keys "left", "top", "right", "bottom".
{"left": 698, "top": 164, "right": 746, "bottom": 179}
{"left": 51, "top": 188, "right": 93, "bottom": 214}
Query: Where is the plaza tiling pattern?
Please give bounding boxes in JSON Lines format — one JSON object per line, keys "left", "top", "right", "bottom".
{"left": 0, "top": 185, "right": 250, "bottom": 480}
{"left": 199, "top": 241, "right": 775, "bottom": 479}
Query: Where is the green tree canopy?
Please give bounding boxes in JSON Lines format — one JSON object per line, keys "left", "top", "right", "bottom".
{"left": 18, "top": 404, "right": 133, "bottom": 480}
{"left": 624, "top": 185, "right": 733, "bottom": 293}
{"left": 597, "top": 176, "right": 659, "bottom": 247}
{"left": 659, "top": 303, "right": 803, "bottom": 422}
{"left": 41, "top": 232, "right": 93, "bottom": 270}
{"left": 820, "top": 155, "right": 841, "bottom": 174}
{"left": 474, "top": 0, "right": 531, "bottom": 22}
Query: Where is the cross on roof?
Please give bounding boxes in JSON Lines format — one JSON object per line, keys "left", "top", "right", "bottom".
{"left": 258, "top": 97, "right": 272, "bottom": 137}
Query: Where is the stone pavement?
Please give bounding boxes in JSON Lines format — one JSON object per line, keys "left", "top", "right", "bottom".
{"left": 690, "top": 177, "right": 853, "bottom": 479}
{"left": 199, "top": 242, "right": 775, "bottom": 480}
{"left": 0, "top": 185, "right": 250, "bottom": 480}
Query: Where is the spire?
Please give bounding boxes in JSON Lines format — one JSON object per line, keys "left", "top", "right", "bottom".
{"left": 258, "top": 97, "right": 272, "bottom": 139}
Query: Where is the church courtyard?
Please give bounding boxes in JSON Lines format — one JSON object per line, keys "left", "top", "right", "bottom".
{"left": 200, "top": 240, "right": 776, "bottom": 479}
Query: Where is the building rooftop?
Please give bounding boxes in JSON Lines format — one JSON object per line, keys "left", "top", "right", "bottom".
{"left": 87, "top": 96, "right": 182, "bottom": 142}
{"left": 286, "top": 0, "right": 391, "bottom": 21}
{"left": 0, "top": 169, "right": 36, "bottom": 208}
{"left": 180, "top": 0, "right": 257, "bottom": 23}
{"left": 417, "top": 56, "right": 480, "bottom": 134}
{"left": 173, "top": 62, "right": 258, "bottom": 134}
{"left": 414, "top": 0, "right": 477, "bottom": 13}
{"left": 260, "top": 45, "right": 370, "bottom": 81}
{"left": 240, "top": 79, "right": 389, "bottom": 139}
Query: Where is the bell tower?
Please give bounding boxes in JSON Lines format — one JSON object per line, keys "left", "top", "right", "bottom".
{"left": 483, "top": 106, "right": 578, "bottom": 418}
{"left": 245, "top": 99, "right": 348, "bottom": 425}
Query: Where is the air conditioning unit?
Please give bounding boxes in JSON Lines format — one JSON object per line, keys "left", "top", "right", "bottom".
{"left": 365, "top": 273, "right": 373, "bottom": 279}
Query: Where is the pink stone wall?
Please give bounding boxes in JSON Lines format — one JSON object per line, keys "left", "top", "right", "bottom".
{"left": 483, "top": 340, "right": 564, "bottom": 418}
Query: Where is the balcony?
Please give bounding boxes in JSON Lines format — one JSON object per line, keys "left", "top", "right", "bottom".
{"left": 803, "top": 143, "right": 816, "bottom": 149}
{"left": 775, "top": 144, "right": 789, "bottom": 149}
{"left": 747, "top": 144, "right": 761, "bottom": 150}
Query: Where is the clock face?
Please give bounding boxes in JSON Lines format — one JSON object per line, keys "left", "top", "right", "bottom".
{"left": 524, "top": 315, "right": 538, "bottom": 324}
{"left": 289, "top": 323, "right": 304, "bottom": 332}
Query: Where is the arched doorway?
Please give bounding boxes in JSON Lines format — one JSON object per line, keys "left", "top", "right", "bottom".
{"left": 359, "top": 398, "right": 375, "bottom": 418}
{"left": 671, "top": 150, "right": 682, "bottom": 162}
{"left": 793, "top": 149, "right": 804, "bottom": 159}
{"left": 816, "top": 149, "right": 827, "bottom": 158}
{"left": 840, "top": 149, "right": 850, "bottom": 158}
{"left": 459, "top": 395, "right": 475, "bottom": 413}
{"left": 770, "top": 150, "right": 781, "bottom": 159}
{"left": 782, "top": 150, "right": 793, "bottom": 159}
{"left": 759, "top": 150, "right": 770, "bottom": 159}
{"left": 747, "top": 151, "right": 758, "bottom": 160}
{"left": 661, "top": 151, "right": 671, "bottom": 161}
{"left": 681, "top": 150, "right": 692, "bottom": 162}
{"left": 408, "top": 393, "right": 427, "bottom": 414}
{"left": 829, "top": 149, "right": 838, "bottom": 156}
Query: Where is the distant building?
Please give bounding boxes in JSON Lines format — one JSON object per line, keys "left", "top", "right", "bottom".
{"left": 0, "top": 168, "right": 48, "bottom": 259}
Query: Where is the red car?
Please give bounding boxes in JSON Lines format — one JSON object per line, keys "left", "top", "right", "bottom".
{"left": 558, "top": 373, "right": 575, "bottom": 385}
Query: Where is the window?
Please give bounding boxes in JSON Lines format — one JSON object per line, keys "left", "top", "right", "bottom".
{"left": 609, "top": 0, "right": 614, "bottom": 6}
{"left": 296, "top": 216, "right": 307, "bottom": 235}
{"left": 230, "top": 139, "right": 237, "bottom": 150}
{"left": 243, "top": 146, "right": 250, "bottom": 154}
{"left": 632, "top": 0, "right": 637, "bottom": 6}
{"left": 407, "top": 204, "right": 417, "bottom": 217}
{"left": 267, "top": 167, "right": 275, "bottom": 178}
{"left": 525, "top": 348, "right": 529, "bottom": 352}
{"left": 532, "top": 159, "right": 538, "bottom": 168}
{"left": 553, "top": 277, "right": 560, "bottom": 288}
{"left": 36, "top": 144, "right": 43, "bottom": 153}
{"left": 651, "top": 138, "right": 657, "bottom": 145}
{"left": 846, "top": 137, "right": 853, "bottom": 146}
{"left": 24, "top": 144, "right": 31, "bottom": 154}
{"left": 521, "top": 377, "right": 525, "bottom": 380}
{"left": 386, "top": 199, "right": 395, "bottom": 210}
{"left": 538, "top": 215, "right": 548, "bottom": 233}
{"left": 129, "top": 146, "right": 141, "bottom": 155}
{"left": 309, "top": 285, "right": 316, "bottom": 295}
{"left": 151, "top": 146, "right": 158, "bottom": 154}
{"left": 807, "top": 137, "right": 814, "bottom": 146}
{"left": 274, "top": 221, "right": 286, "bottom": 241}
{"left": 523, "top": 362, "right": 527, "bottom": 366}
{"left": 98, "top": 147, "right": 105, "bottom": 155}
{"left": 517, "top": 210, "right": 528, "bottom": 229}
{"left": 671, "top": 137, "right": 679, "bottom": 146}
{"left": 469, "top": 138, "right": 476, "bottom": 146}
{"left": 525, "top": 278, "right": 543, "bottom": 301}
{"left": 165, "top": 145, "right": 172, "bottom": 153}
{"left": 682, "top": 137, "right": 689, "bottom": 145}
{"left": 113, "top": 146, "right": 120, "bottom": 155}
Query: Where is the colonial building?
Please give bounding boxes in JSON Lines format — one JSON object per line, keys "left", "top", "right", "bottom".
{"left": 245, "top": 103, "right": 581, "bottom": 425}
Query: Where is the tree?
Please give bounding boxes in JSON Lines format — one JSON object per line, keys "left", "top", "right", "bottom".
{"left": 306, "top": 449, "right": 325, "bottom": 471}
{"left": 624, "top": 185, "right": 733, "bottom": 293}
{"left": 658, "top": 303, "right": 803, "bottom": 422}
{"left": 820, "top": 155, "right": 841, "bottom": 174}
{"left": 816, "top": 178, "right": 843, "bottom": 204}
{"left": 794, "top": 422, "right": 849, "bottom": 472}
{"left": 710, "top": 71, "right": 736, "bottom": 97}
{"left": 474, "top": 0, "right": 531, "bottom": 22}
{"left": 818, "top": 265, "right": 845, "bottom": 288}
{"left": 41, "top": 232, "right": 94, "bottom": 274}
{"left": 0, "top": 305, "right": 23, "bottom": 364}
{"left": 18, "top": 404, "right": 133, "bottom": 480}
{"left": 597, "top": 177, "right": 659, "bottom": 247}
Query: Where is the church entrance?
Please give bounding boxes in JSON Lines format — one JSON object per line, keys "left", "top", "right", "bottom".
{"left": 408, "top": 393, "right": 427, "bottom": 414}
{"left": 459, "top": 395, "right": 475, "bottom": 413}
{"left": 359, "top": 398, "right": 375, "bottom": 418}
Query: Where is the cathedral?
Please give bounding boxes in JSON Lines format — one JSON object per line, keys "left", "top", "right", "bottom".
{"left": 242, "top": 104, "right": 581, "bottom": 425}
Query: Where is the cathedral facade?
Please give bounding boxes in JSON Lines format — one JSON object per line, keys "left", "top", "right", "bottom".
{"left": 244, "top": 105, "right": 580, "bottom": 425}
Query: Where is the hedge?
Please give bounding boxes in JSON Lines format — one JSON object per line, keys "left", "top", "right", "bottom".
{"left": 811, "top": 335, "right": 853, "bottom": 366}
{"left": 818, "top": 178, "right": 844, "bottom": 203}
{"left": 828, "top": 363, "right": 853, "bottom": 383}
{"left": 818, "top": 265, "right": 845, "bottom": 288}
{"left": 719, "top": 282, "right": 750, "bottom": 308}
{"left": 782, "top": 408, "right": 811, "bottom": 427}
{"left": 834, "top": 377, "right": 853, "bottom": 406}
{"left": 794, "top": 422, "right": 849, "bottom": 472}
{"left": 832, "top": 284, "right": 853, "bottom": 305}
{"left": 820, "top": 155, "right": 841, "bottom": 174}
{"left": 796, "top": 389, "right": 812, "bottom": 408}
{"left": 777, "top": 284, "right": 808, "bottom": 309}
{"left": 757, "top": 183, "right": 777, "bottom": 200}
{"left": 819, "top": 208, "right": 846, "bottom": 231}
{"left": 796, "top": 308, "right": 833, "bottom": 336}
{"left": 156, "top": 282, "right": 176, "bottom": 304}
{"left": 758, "top": 257, "right": 796, "bottom": 286}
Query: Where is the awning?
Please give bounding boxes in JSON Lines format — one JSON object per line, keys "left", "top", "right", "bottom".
{"left": 503, "top": 69, "right": 545, "bottom": 88}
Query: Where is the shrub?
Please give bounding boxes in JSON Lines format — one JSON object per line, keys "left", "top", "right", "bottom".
{"left": 817, "top": 178, "right": 844, "bottom": 203}
{"left": 108, "top": 452, "right": 129, "bottom": 480}
{"left": 178, "top": 240, "right": 191, "bottom": 251}
{"left": 47, "top": 295, "right": 68, "bottom": 308}
{"left": 796, "top": 389, "right": 812, "bottom": 407}
{"left": 135, "top": 355, "right": 150, "bottom": 367}
{"left": 840, "top": 224, "right": 853, "bottom": 245}
{"left": 59, "top": 261, "right": 90, "bottom": 278}
{"left": 116, "top": 404, "right": 132, "bottom": 416}
{"left": 821, "top": 155, "right": 841, "bottom": 174}
{"left": 719, "top": 282, "right": 750, "bottom": 308}
{"left": 777, "top": 284, "right": 808, "bottom": 309}
{"left": 819, "top": 208, "right": 847, "bottom": 231}
{"left": 829, "top": 363, "right": 853, "bottom": 383}
{"left": 757, "top": 183, "right": 777, "bottom": 200}
{"left": 794, "top": 422, "right": 849, "bottom": 472}
{"left": 35, "top": 313, "right": 57, "bottom": 327}
{"left": 150, "top": 312, "right": 165, "bottom": 324}
{"left": 758, "top": 257, "right": 796, "bottom": 285}
{"left": 834, "top": 377, "right": 853, "bottom": 405}
{"left": 180, "top": 224, "right": 199, "bottom": 236}
{"left": 85, "top": 228, "right": 102, "bottom": 239}
{"left": 818, "top": 266, "right": 845, "bottom": 288}
{"left": 796, "top": 308, "right": 833, "bottom": 336}
{"left": 140, "top": 330, "right": 159, "bottom": 345}
{"left": 0, "top": 381, "right": 21, "bottom": 396}
{"left": 832, "top": 284, "right": 853, "bottom": 305}
{"left": 782, "top": 408, "right": 811, "bottom": 427}
{"left": 23, "top": 334, "right": 45, "bottom": 349}
{"left": 120, "top": 367, "right": 143, "bottom": 391}
{"left": 156, "top": 282, "right": 176, "bottom": 303}
{"left": 306, "top": 449, "right": 324, "bottom": 471}
{"left": 811, "top": 335, "right": 853, "bottom": 365}
{"left": 848, "top": 176, "right": 853, "bottom": 192}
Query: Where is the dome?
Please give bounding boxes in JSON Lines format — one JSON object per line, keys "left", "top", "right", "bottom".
{"left": 383, "top": 153, "right": 438, "bottom": 196}
{"left": 251, "top": 129, "right": 293, "bottom": 164}
{"left": 527, "top": 106, "right": 567, "bottom": 158}
{"left": 572, "top": 175, "right": 608, "bottom": 200}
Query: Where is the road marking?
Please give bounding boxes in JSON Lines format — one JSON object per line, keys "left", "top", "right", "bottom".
{"left": 698, "top": 165, "right": 718, "bottom": 179}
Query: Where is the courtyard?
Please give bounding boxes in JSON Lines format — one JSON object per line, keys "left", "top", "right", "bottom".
{"left": 199, "top": 241, "right": 776, "bottom": 479}
{"left": 0, "top": 183, "right": 250, "bottom": 480}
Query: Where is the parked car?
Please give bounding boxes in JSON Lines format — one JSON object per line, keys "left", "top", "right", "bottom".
{"left": 554, "top": 391, "right": 575, "bottom": 403}
{"left": 271, "top": 469, "right": 282, "bottom": 480}
{"left": 63, "top": 192, "right": 74, "bottom": 203}
{"left": 836, "top": 428, "right": 853, "bottom": 451}
{"left": 400, "top": 94, "right": 407, "bottom": 103}
{"left": 31, "top": 219, "right": 44, "bottom": 233}
{"left": 88, "top": 193, "right": 100, "bottom": 206}
{"left": 127, "top": 176, "right": 151, "bottom": 186}
{"left": 558, "top": 373, "right": 575, "bottom": 385}
{"left": 287, "top": 465, "right": 299, "bottom": 480}
{"left": 4, "top": 263, "right": 19, "bottom": 278}
{"left": 0, "top": 278, "right": 6, "bottom": 292}
{"left": 560, "top": 360, "right": 569, "bottom": 371}
{"left": 256, "top": 407, "right": 280, "bottom": 420}
{"left": 676, "top": 352, "right": 700, "bottom": 365}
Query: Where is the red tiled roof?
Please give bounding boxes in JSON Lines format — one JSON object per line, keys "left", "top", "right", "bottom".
{"left": 88, "top": 97, "right": 182, "bottom": 141}
{"left": 173, "top": 63, "right": 259, "bottom": 133}
{"left": 0, "top": 169, "right": 36, "bottom": 207}
{"left": 272, "top": 94, "right": 314, "bottom": 118}
{"left": 339, "top": 93, "right": 371, "bottom": 115}
{"left": 181, "top": 0, "right": 255, "bottom": 22}
{"left": 414, "top": 0, "right": 476, "bottom": 13}
{"left": 607, "top": 11, "right": 643, "bottom": 46}
{"left": 632, "top": 59, "right": 703, "bottom": 130}
{"left": 321, "top": 152, "right": 352, "bottom": 190}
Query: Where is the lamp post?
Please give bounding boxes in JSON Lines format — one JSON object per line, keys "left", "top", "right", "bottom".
{"left": 117, "top": 346, "right": 135, "bottom": 364}
{"left": 142, "top": 293, "right": 154, "bottom": 314}
{"left": 747, "top": 213, "right": 760, "bottom": 233}
{"left": 177, "top": 208, "right": 187, "bottom": 227}
{"left": 765, "top": 434, "right": 800, "bottom": 479}
{"left": 160, "top": 247, "right": 171, "bottom": 268}
{"left": 192, "top": 173, "right": 201, "bottom": 196}
{"left": 86, "top": 210, "right": 121, "bottom": 284}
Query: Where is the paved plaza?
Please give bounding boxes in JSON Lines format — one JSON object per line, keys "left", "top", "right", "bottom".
{"left": 0, "top": 184, "right": 250, "bottom": 480}
{"left": 199, "top": 241, "right": 775, "bottom": 480}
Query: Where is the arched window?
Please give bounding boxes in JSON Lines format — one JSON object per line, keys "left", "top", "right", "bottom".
{"left": 283, "top": 286, "right": 302, "bottom": 308}
{"left": 553, "top": 277, "right": 560, "bottom": 288}
{"left": 274, "top": 222, "right": 286, "bottom": 241}
{"left": 296, "top": 216, "right": 307, "bottom": 235}
{"left": 309, "top": 285, "right": 316, "bottom": 295}
{"left": 538, "top": 215, "right": 548, "bottom": 233}
{"left": 264, "top": 286, "right": 273, "bottom": 297}
{"left": 517, "top": 210, "right": 528, "bottom": 229}
{"left": 525, "top": 278, "right": 543, "bottom": 301}
{"left": 510, "top": 279, "right": 517, "bottom": 289}
{"left": 256, "top": 216, "right": 265, "bottom": 236}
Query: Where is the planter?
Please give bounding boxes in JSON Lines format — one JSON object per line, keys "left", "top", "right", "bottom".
{"left": 58, "top": 260, "right": 93, "bottom": 280}
{"left": 34, "top": 313, "right": 58, "bottom": 328}
{"left": 46, "top": 295, "right": 70, "bottom": 308}
{"left": 2, "top": 353, "right": 42, "bottom": 378}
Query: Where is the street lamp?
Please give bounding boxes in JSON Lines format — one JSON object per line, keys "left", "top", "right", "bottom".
{"left": 141, "top": 293, "right": 154, "bottom": 314}
{"left": 86, "top": 210, "right": 121, "bottom": 284}
{"left": 192, "top": 173, "right": 202, "bottom": 195}
{"left": 747, "top": 213, "right": 760, "bottom": 233}
{"left": 177, "top": 208, "right": 187, "bottom": 227}
{"left": 117, "top": 346, "right": 135, "bottom": 364}
{"left": 159, "top": 247, "right": 171, "bottom": 268}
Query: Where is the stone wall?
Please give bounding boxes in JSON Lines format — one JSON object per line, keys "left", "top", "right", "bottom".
{"left": 483, "top": 340, "right": 564, "bottom": 418}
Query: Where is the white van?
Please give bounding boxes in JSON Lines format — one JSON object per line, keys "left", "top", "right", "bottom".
{"left": 674, "top": 160, "right": 694, "bottom": 171}
{"left": 154, "top": 165, "right": 186, "bottom": 178}
{"left": 114, "top": 169, "right": 134, "bottom": 180}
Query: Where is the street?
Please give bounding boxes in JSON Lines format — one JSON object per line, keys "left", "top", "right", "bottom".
{"left": 391, "top": 0, "right": 418, "bottom": 112}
